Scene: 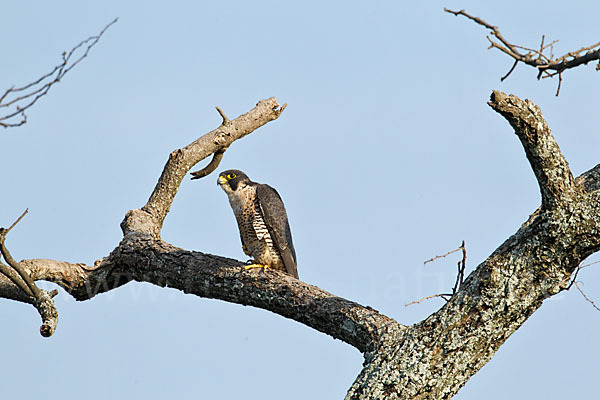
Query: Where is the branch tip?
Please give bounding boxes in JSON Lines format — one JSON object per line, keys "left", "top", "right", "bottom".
{"left": 488, "top": 90, "right": 575, "bottom": 209}
{"left": 5, "top": 208, "right": 29, "bottom": 235}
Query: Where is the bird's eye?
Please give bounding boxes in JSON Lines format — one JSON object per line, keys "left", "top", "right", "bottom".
{"left": 227, "top": 173, "right": 236, "bottom": 180}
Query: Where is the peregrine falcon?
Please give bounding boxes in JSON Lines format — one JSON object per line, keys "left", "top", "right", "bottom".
{"left": 217, "top": 169, "right": 298, "bottom": 279}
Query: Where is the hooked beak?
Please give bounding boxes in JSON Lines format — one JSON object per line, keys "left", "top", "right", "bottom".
{"left": 217, "top": 175, "right": 227, "bottom": 186}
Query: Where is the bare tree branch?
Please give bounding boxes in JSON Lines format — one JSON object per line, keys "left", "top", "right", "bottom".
{"left": 0, "top": 18, "right": 117, "bottom": 128}
{"left": 137, "top": 98, "right": 287, "bottom": 238}
{"left": 0, "top": 210, "right": 40, "bottom": 297}
{"left": 346, "top": 92, "right": 600, "bottom": 399}
{"left": 189, "top": 149, "right": 225, "bottom": 180}
{"left": 5, "top": 241, "right": 404, "bottom": 354}
{"left": 405, "top": 293, "right": 448, "bottom": 307}
{"left": 409, "top": 241, "right": 468, "bottom": 306}
{"left": 423, "top": 244, "right": 462, "bottom": 265}
{"left": 452, "top": 240, "right": 467, "bottom": 294}
{"left": 0, "top": 210, "right": 59, "bottom": 336}
{"left": 488, "top": 91, "right": 576, "bottom": 209}
{"left": 1, "top": 93, "right": 600, "bottom": 398}
{"left": 445, "top": 8, "right": 600, "bottom": 95}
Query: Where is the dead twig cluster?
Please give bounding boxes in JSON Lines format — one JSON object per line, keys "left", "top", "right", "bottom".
{"left": 445, "top": 8, "right": 600, "bottom": 96}
{"left": 406, "top": 241, "right": 467, "bottom": 306}
{"left": 0, "top": 210, "right": 59, "bottom": 336}
{"left": 0, "top": 18, "right": 117, "bottom": 128}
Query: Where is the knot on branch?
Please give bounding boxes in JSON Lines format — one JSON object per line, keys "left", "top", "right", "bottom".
{"left": 120, "top": 209, "right": 159, "bottom": 238}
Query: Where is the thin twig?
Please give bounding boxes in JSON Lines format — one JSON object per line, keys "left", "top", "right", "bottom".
{"left": 566, "top": 262, "right": 582, "bottom": 291}
{"left": 405, "top": 293, "right": 451, "bottom": 307}
{"left": 5, "top": 208, "right": 28, "bottom": 234}
{"left": 410, "top": 241, "right": 467, "bottom": 306}
{"left": 452, "top": 240, "right": 467, "bottom": 293}
{"left": 580, "top": 260, "right": 600, "bottom": 270}
{"left": 424, "top": 246, "right": 462, "bottom": 264}
{"left": 0, "top": 211, "right": 60, "bottom": 336}
{"left": 0, "top": 18, "right": 117, "bottom": 128}
{"left": 574, "top": 281, "right": 600, "bottom": 312}
{"left": 501, "top": 60, "right": 519, "bottom": 81}
{"left": 0, "top": 210, "right": 40, "bottom": 297}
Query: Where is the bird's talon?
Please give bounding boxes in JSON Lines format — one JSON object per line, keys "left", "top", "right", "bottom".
{"left": 244, "top": 263, "right": 269, "bottom": 271}
{"left": 242, "top": 245, "right": 252, "bottom": 256}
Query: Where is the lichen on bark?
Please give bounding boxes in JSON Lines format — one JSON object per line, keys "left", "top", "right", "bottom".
{"left": 1, "top": 92, "right": 599, "bottom": 399}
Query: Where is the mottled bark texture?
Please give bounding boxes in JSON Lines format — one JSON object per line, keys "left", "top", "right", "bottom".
{"left": 1, "top": 93, "right": 599, "bottom": 399}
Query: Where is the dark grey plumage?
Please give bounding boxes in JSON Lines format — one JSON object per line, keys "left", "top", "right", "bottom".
{"left": 217, "top": 169, "right": 298, "bottom": 278}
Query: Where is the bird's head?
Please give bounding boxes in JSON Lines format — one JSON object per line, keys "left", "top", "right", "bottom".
{"left": 217, "top": 169, "right": 250, "bottom": 193}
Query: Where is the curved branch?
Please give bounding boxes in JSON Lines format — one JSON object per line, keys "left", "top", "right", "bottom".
{"left": 2, "top": 92, "right": 600, "bottom": 398}
{"left": 345, "top": 92, "right": 600, "bottom": 399}
{"left": 488, "top": 91, "right": 576, "bottom": 209}
{"left": 137, "top": 98, "right": 287, "bottom": 238}
{"left": 7, "top": 238, "right": 403, "bottom": 353}
{"left": 190, "top": 149, "right": 225, "bottom": 180}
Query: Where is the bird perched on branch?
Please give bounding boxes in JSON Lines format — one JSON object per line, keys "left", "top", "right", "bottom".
{"left": 217, "top": 169, "right": 298, "bottom": 279}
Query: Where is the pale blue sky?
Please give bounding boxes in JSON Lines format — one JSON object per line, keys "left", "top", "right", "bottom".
{"left": 1, "top": 1, "right": 599, "bottom": 399}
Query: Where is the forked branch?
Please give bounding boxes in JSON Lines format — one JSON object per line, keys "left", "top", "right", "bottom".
{"left": 0, "top": 18, "right": 117, "bottom": 128}
{"left": 134, "top": 98, "right": 287, "bottom": 238}
{"left": 0, "top": 210, "right": 58, "bottom": 336}
{"left": 407, "top": 241, "right": 467, "bottom": 306}
{"left": 445, "top": 8, "right": 600, "bottom": 95}
{"left": 2, "top": 92, "right": 600, "bottom": 399}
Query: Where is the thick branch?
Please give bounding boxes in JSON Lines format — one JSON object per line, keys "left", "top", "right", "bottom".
{"left": 10, "top": 238, "right": 403, "bottom": 353}
{"left": 488, "top": 91, "right": 576, "bottom": 209}
{"left": 345, "top": 92, "right": 600, "bottom": 399}
{"left": 3, "top": 92, "right": 600, "bottom": 398}
{"left": 135, "top": 98, "right": 286, "bottom": 238}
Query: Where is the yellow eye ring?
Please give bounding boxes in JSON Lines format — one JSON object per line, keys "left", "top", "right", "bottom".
{"left": 227, "top": 173, "right": 237, "bottom": 179}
